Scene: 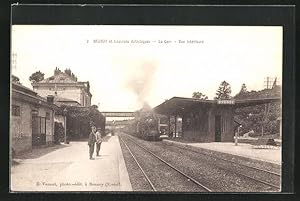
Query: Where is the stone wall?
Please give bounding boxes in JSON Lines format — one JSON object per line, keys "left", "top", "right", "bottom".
{"left": 11, "top": 99, "right": 56, "bottom": 154}
{"left": 33, "top": 86, "right": 81, "bottom": 104}
{"left": 80, "top": 88, "right": 91, "bottom": 107}
{"left": 182, "top": 106, "right": 213, "bottom": 142}
{"left": 11, "top": 100, "right": 32, "bottom": 154}
{"left": 181, "top": 105, "right": 234, "bottom": 142}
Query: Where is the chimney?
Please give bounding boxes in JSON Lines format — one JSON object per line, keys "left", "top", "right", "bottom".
{"left": 54, "top": 67, "right": 61, "bottom": 75}
{"left": 47, "top": 95, "right": 54, "bottom": 103}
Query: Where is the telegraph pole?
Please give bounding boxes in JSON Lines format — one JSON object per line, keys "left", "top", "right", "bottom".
{"left": 262, "top": 77, "right": 277, "bottom": 136}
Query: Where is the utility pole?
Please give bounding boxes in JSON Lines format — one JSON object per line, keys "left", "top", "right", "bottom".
{"left": 264, "top": 77, "right": 274, "bottom": 89}
{"left": 262, "top": 77, "right": 276, "bottom": 136}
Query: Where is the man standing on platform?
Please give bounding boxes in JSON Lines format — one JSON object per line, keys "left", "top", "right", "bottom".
{"left": 95, "top": 128, "right": 102, "bottom": 156}
{"left": 88, "top": 125, "right": 96, "bottom": 160}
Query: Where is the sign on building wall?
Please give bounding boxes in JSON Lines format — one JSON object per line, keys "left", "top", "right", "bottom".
{"left": 217, "top": 100, "right": 235, "bottom": 105}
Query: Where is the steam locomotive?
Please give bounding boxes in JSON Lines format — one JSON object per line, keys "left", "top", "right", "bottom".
{"left": 125, "top": 108, "right": 162, "bottom": 141}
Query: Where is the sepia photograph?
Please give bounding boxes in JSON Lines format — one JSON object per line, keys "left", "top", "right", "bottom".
{"left": 10, "top": 24, "right": 283, "bottom": 192}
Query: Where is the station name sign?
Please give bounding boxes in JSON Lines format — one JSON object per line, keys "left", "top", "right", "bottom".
{"left": 217, "top": 100, "right": 235, "bottom": 105}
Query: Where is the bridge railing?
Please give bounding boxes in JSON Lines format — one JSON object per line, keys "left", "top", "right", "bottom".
{"left": 102, "top": 112, "right": 135, "bottom": 117}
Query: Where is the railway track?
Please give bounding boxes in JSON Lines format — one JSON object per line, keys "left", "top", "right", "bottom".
{"left": 161, "top": 141, "right": 281, "bottom": 190}
{"left": 122, "top": 133, "right": 281, "bottom": 191}
{"left": 119, "top": 135, "right": 212, "bottom": 192}
{"left": 173, "top": 142, "right": 281, "bottom": 175}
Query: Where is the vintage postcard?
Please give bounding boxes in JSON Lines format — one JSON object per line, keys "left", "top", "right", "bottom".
{"left": 11, "top": 23, "right": 284, "bottom": 192}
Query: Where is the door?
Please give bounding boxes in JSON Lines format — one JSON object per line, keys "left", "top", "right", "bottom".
{"left": 32, "top": 115, "right": 40, "bottom": 146}
{"left": 32, "top": 115, "right": 46, "bottom": 146}
{"left": 215, "top": 115, "right": 221, "bottom": 142}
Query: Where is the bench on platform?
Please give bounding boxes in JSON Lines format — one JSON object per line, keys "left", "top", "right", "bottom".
{"left": 252, "top": 138, "right": 278, "bottom": 149}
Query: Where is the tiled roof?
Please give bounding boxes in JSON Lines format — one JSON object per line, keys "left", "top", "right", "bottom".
{"left": 12, "top": 82, "right": 37, "bottom": 96}
{"left": 11, "top": 82, "right": 60, "bottom": 111}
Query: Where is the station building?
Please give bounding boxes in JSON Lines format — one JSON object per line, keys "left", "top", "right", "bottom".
{"left": 32, "top": 67, "right": 92, "bottom": 107}
{"left": 154, "top": 97, "right": 280, "bottom": 142}
{"left": 11, "top": 82, "right": 60, "bottom": 154}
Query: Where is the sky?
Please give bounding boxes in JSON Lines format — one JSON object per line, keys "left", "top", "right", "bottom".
{"left": 11, "top": 25, "right": 282, "bottom": 112}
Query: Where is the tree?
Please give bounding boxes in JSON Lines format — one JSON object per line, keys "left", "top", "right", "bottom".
{"left": 192, "top": 92, "right": 208, "bottom": 100}
{"left": 215, "top": 81, "right": 232, "bottom": 100}
{"left": 235, "top": 83, "right": 248, "bottom": 98}
{"left": 60, "top": 105, "right": 106, "bottom": 139}
{"left": 234, "top": 87, "right": 281, "bottom": 137}
{"left": 239, "top": 83, "right": 247, "bottom": 94}
{"left": 29, "top": 71, "right": 44, "bottom": 83}
{"left": 12, "top": 75, "right": 20, "bottom": 84}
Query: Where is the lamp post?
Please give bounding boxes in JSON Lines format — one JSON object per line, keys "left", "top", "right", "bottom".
{"left": 235, "top": 125, "right": 242, "bottom": 146}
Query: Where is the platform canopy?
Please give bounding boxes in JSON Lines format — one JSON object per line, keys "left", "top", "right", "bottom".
{"left": 153, "top": 96, "right": 281, "bottom": 116}
{"left": 234, "top": 97, "right": 281, "bottom": 108}
{"left": 153, "top": 97, "right": 215, "bottom": 115}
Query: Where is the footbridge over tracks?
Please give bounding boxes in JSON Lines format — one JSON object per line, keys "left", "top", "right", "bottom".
{"left": 103, "top": 112, "right": 135, "bottom": 127}
{"left": 102, "top": 112, "right": 135, "bottom": 118}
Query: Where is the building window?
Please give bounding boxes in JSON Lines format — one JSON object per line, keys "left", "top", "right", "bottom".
{"left": 40, "top": 117, "right": 46, "bottom": 133}
{"left": 49, "top": 88, "right": 52, "bottom": 90}
{"left": 12, "top": 105, "right": 20, "bottom": 116}
{"left": 46, "top": 112, "right": 50, "bottom": 120}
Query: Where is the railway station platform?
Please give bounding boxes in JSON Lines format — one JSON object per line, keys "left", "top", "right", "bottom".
{"left": 162, "top": 139, "right": 281, "bottom": 165}
{"left": 11, "top": 135, "right": 132, "bottom": 191}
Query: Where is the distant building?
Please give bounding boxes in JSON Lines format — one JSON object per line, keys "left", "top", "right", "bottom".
{"left": 11, "top": 82, "right": 60, "bottom": 155}
{"left": 32, "top": 67, "right": 92, "bottom": 107}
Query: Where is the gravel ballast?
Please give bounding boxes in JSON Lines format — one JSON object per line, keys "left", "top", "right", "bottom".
{"left": 119, "top": 133, "right": 281, "bottom": 192}
{"left": 120, "top": 135, "right": 209, "bottom": 192}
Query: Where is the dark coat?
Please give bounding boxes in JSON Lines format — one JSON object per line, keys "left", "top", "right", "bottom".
{"left": 88, "top": 132, "right": 96, "bottom": 145}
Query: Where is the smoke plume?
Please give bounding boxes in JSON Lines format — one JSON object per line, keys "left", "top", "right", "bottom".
{"left": 125, "top": 61, "right": 157, "bottom": 108}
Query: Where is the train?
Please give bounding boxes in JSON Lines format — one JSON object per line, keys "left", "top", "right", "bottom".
{"left": 125, "top": 106, "right": 164, "bottom": 141}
